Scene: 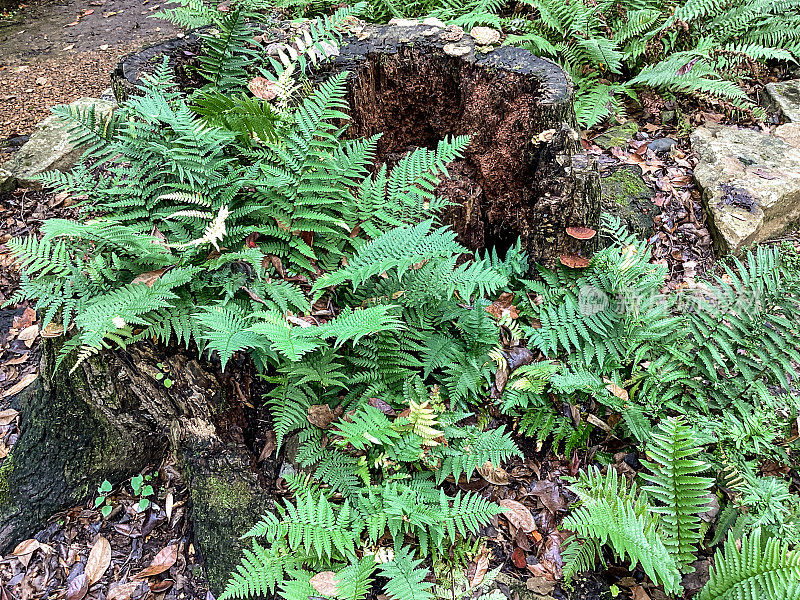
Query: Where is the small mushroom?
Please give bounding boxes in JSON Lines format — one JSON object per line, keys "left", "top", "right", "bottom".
{"left": 388, "top": 18, "right": 420, "bottom": 26}
{"left": 443, "top": 43, "right": 470, "bottom": 57}
{"left": 559, "top": 254, "right": 591, "bottom": 268}
{"left": 422, "top": 16, "right": 446, "bottom": 28}
{"left": 566, "top": 226, "right": 597, "bottom": 240}
{"left": 470, "top": 26, "right": 500, "bottom": 45}
{"left": 440, "top": 25, "right": 464, "bottom": 42}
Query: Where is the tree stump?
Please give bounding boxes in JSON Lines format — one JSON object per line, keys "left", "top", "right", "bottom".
{"left": 113, "top": 22, "right": 601, "bottom": 266}
{"left": 0, "top": 341, "right": 274, "bottom": 592}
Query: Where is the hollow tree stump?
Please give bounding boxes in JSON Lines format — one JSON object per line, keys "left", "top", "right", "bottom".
{"left": 113, "top": 22, "right": 601, "bottom": 266}
{"left": 0, "top": 341, "right": 272, "bottom": 593}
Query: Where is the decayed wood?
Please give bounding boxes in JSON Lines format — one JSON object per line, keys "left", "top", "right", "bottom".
{"left": 327, "top": 25, "right": 600, "bottom": 265}
{"left": 113, "top": 22, "right": 600, "bottom": 266}
{"left": 0, "top": 341, "right": 271, "bottom": 593}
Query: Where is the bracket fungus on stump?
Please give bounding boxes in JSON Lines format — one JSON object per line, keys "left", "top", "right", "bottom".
{"left": 113, "top": 21, "right": 601, "bottom": 267}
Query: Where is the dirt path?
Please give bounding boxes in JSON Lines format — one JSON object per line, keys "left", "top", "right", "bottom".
{"left": 0, "top": 0, "right": 179, "bottom": 140}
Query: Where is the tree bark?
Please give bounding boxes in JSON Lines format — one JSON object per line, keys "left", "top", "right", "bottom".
{"left": 0, "top": 340, "right": 271, "bottom": 593}
{"left": 113, "top": 22, "right": 601, "bottom": 266}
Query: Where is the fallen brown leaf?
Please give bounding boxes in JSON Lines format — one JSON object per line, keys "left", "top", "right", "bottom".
{"left": 12, "top": 538, "right": 40, "bottom": 556}
{"left": 498, "top": 499, "right": 536, "bottom": 533}
{"left": 85, "top": 536, "right": 111, "bottom": 585}
{"left": 526, "top": 576, "right": 556, "bottom": 595}
{"left": 258, "top": 430, "right": 277, "bottom": 462}
{"left": 309, "top": 571, "right": 339, "bottom": 596}
{"left": 477, "top": 461, "right": 511, "bottom": 485}
{"left": 3, "top": 372, "right": 37, "bottom": 398}
{"left": 131, "top": 269, "right": 166, "bottom": 287}
{"left": 633, "top": 585, "right": 652, "bottom": 600}
{"left": 511, "top": 547, "right": 527, "bottom": 569}
{"left": 307, "top": 404, "right": 336, "bottom": 429}
{"left": 133, "top": 544, "right": 178, "bottom": 578}
{"left": 0, "top": 408, "right": 18, "bottom": 426}
{"left": 67, "top": 573, "right": 88, "bottom": 600}
{"left": 107, "top": 581, "right": 140, "bottom": 600}
{"left": 469, "top": 554, "right": 489, "bottom": 589}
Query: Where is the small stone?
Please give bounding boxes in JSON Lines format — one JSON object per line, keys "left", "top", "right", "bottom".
{"left": 439, "top": 24, "right": 464, "bottom": 42}
{"left": 443, "top": 43, "right": 470, "bottom": 57}
{"left": 35, "top": 77, "right": 47, "bottom": 86}
{"left": 422, "top": 17, "right": 445, "bottom": 27}
{"left": 470, "top": 26, "right": 500, "bottom": 45}
{"left": 388, "top": 17, "right": 420, "bottom": 26}
{"left": 647, "top": 137, "right": 677, "bottom": 153}
{"left": 763, "top": 79, "right": 800, "bottom": 122}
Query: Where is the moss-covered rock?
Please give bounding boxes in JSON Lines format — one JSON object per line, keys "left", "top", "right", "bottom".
{"left": 592, "top": 122, "right": 639, "bottom": 150}
{"left": 601, "top": 165, "right": 659, "bottom": 241}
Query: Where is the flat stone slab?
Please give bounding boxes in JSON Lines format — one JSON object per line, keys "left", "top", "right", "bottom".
{"left": 764, "top": 79, "right": 800, "bottom": 122}
{"left": 3, "top": 97, "right": 115, "bottom": 190}
{"left": 691, "top": 124, "right": 800, "bottom": 253}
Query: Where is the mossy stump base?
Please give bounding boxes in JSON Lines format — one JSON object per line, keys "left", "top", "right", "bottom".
{"left": 0, "top": 340, "right": 272, "bottom": 593}
{"left": 113, "top": 21, "right": 601, "bottom": 266}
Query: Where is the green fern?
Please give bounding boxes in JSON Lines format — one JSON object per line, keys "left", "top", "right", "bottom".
{"left": 697, "top": 529, "right": 800, "bottom": 600}
{"left": 640, "top": 416, "right": 714, "bottom": 570}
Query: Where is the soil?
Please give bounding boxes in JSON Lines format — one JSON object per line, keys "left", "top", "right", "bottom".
{"left": 0, "top": 0, "right": 178, "bottom": 142}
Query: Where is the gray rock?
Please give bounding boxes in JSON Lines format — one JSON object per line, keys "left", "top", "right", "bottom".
{"left": 601, "top": 165, "right": 659, "bottom": 240}
{"left": 691, "top": 124, "right": 800, "bottom": 253}
{"left": 99, "top": 87, "right": 118, "bottom": 104}
{"left": 0, "top": 167, "right": 14, "bottom": 193}
{"left": 4, "top": 97, "right": 115, "bottom": 190}
{"left": 647, "top": 137, "right": 677, "bottom": 153}
{"left": 764, "top": 79, "right": 800, "bottom": 122}
{"left": 592, "top": 121, "right": 639, "bottom": 149}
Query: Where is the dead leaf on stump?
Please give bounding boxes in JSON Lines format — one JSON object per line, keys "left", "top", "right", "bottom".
{"left": 307, "top": 404, "right": 336, "bottom": 429}
{"left": 309, "top": 571, "right": 339, "bottom": 596}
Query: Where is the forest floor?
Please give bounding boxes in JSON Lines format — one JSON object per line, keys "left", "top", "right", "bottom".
{"left": 0, "top": 0, "right": 177, "bottom": 142}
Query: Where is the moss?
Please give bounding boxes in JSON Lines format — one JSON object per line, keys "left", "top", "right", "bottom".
{"left": 202, "top": 475, "right": 255, "bottom": 511}
{"left": 603, "top": 168, "right": 648, "bottom": 206}
{"left": 0, "top": 453, "right": 14, "bottom": 506}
